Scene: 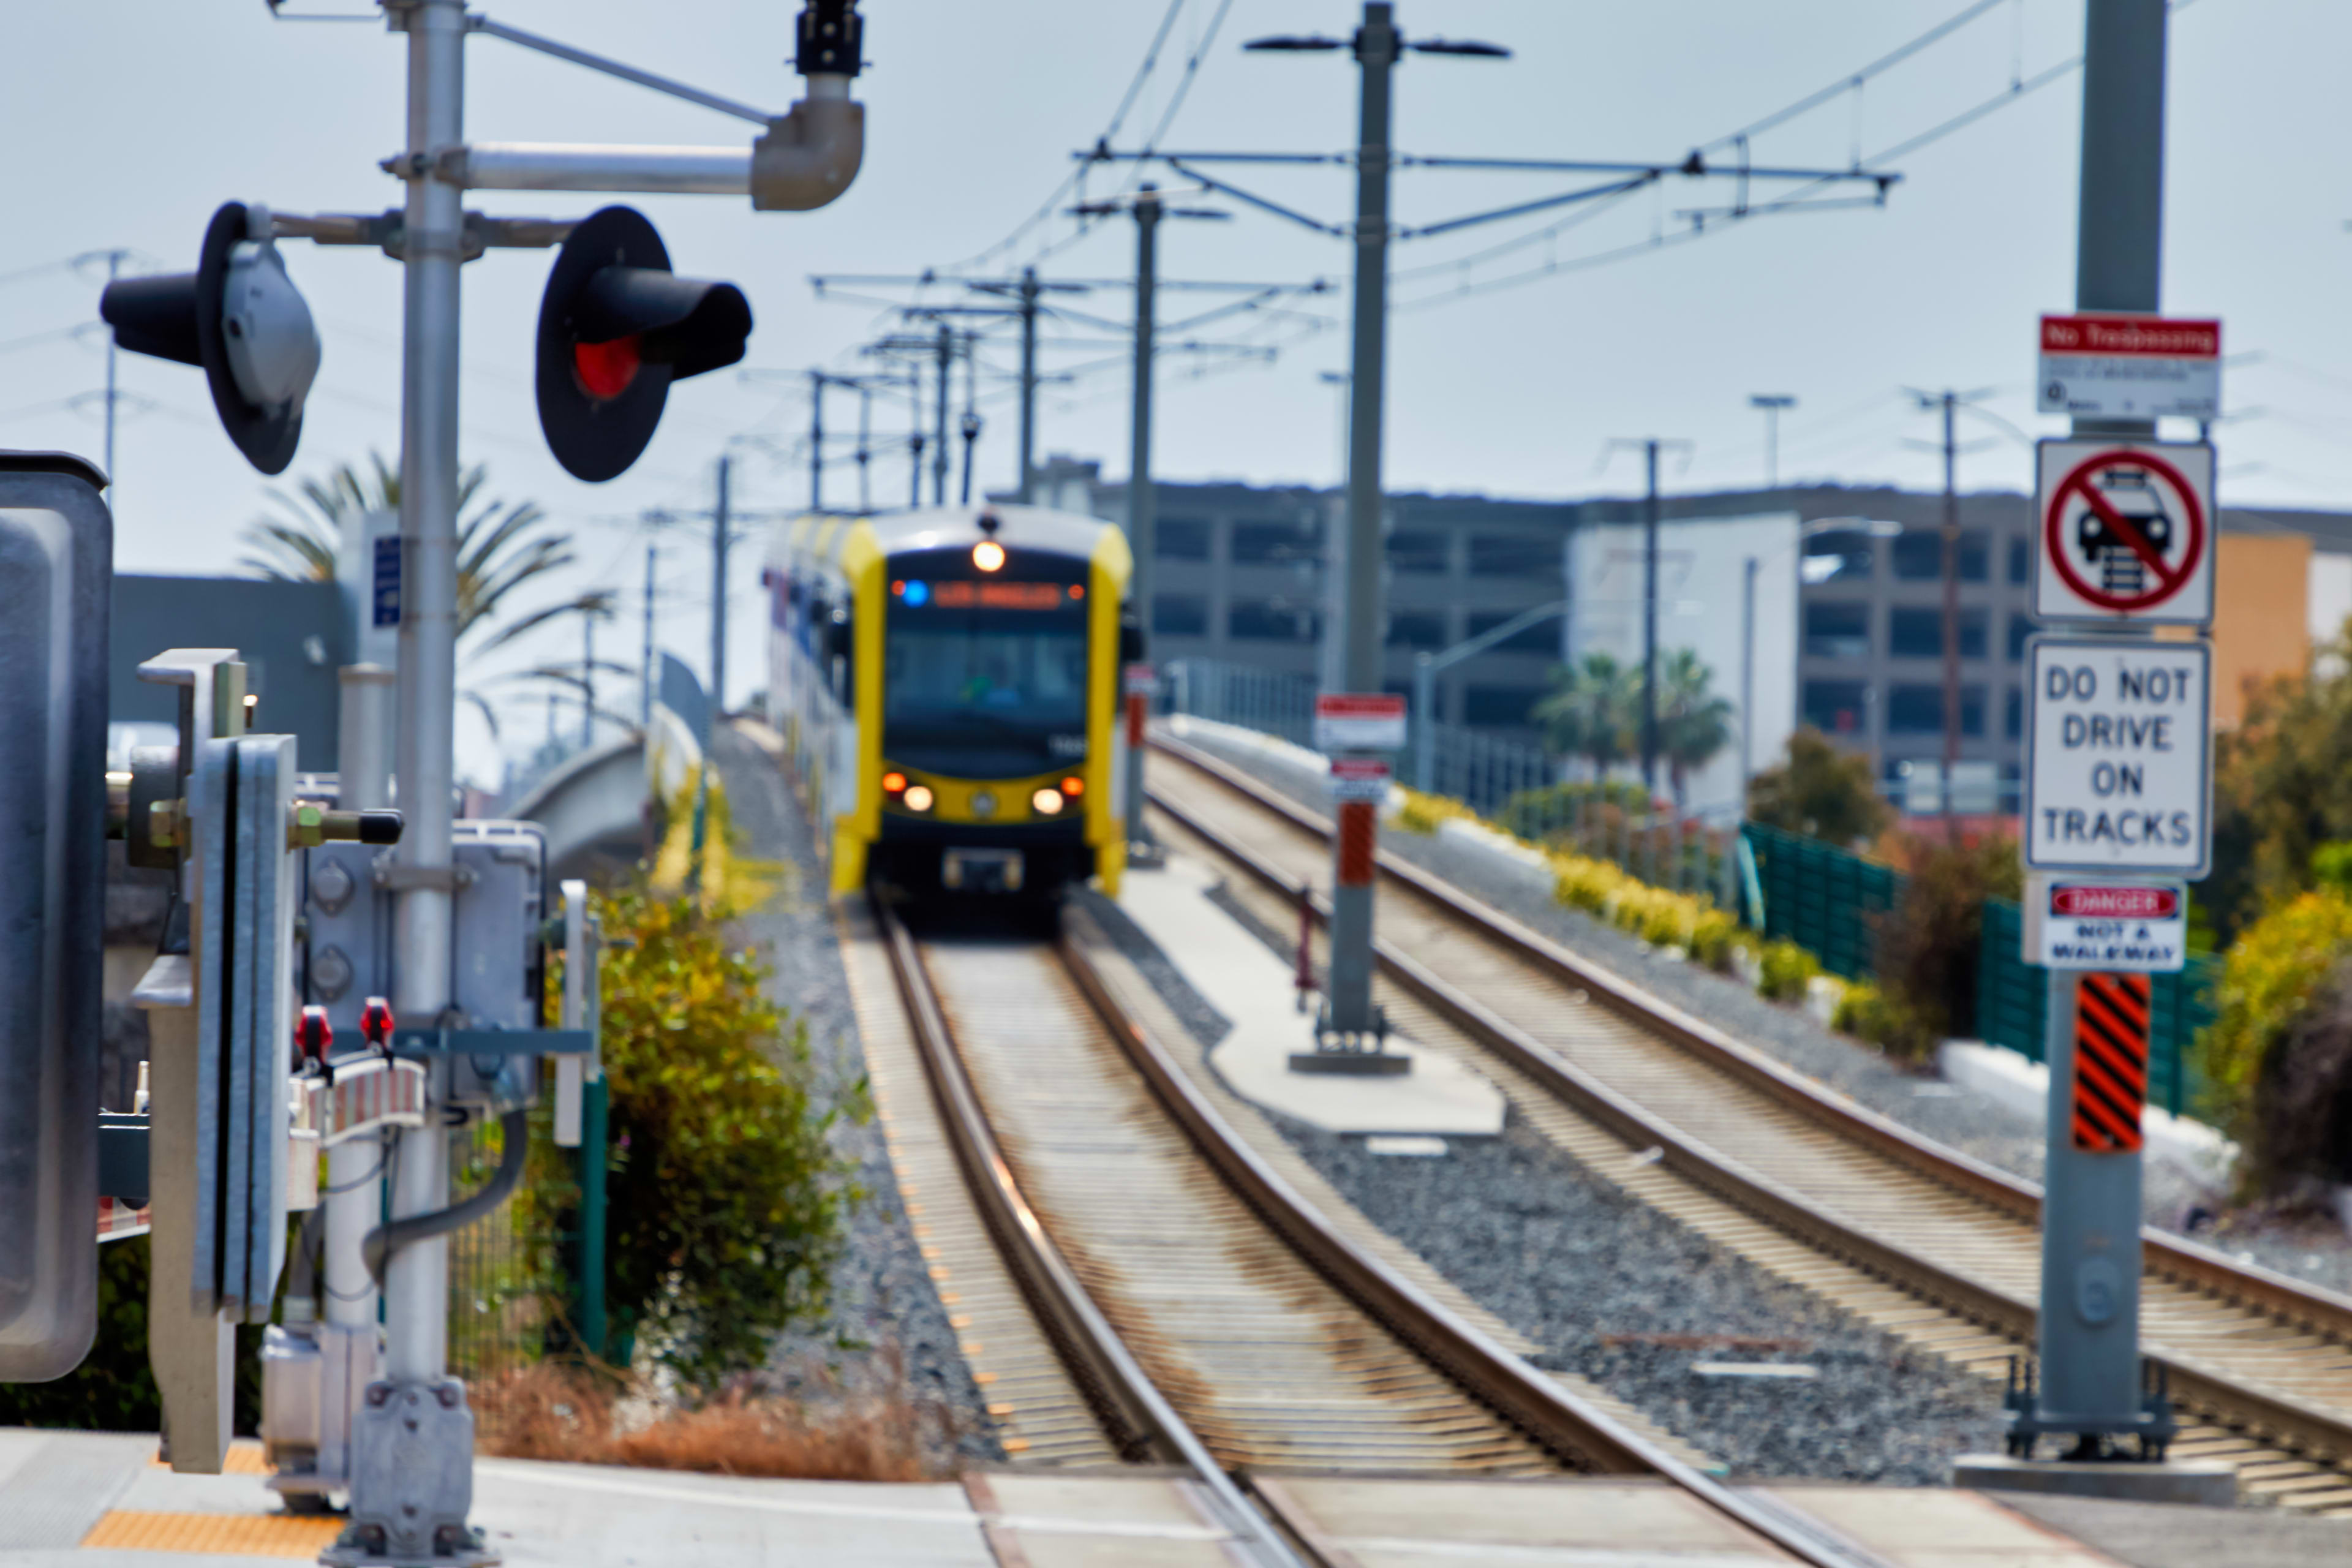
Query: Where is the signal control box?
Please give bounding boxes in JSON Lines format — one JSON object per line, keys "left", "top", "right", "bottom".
{"left": 301, "top": 819, "right": 548, "bottom": 1111}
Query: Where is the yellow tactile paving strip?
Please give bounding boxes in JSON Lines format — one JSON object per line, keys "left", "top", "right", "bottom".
{"left": 80, "top": 1511, "right": 343, "bottom": 1557}
{"left": 149, "top": 1438, "right": 270, "bottom": 1475}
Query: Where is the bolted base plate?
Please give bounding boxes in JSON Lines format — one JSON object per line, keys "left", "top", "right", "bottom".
{"left": 1289, "top": 1049, "right": 1412, "bottom": 1076}
{"left": 1952, "top": 1453, "right": 2239, "bottom": 1508}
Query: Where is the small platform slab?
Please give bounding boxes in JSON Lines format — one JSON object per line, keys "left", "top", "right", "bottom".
{"left": 1118, "top": 856, "right": 1505, "bottom": 1137}
{"left": 1951, "top": 1452, "right": 2241, "bottom": 1507}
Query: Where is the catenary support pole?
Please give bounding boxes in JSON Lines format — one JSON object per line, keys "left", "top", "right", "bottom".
{"left": 1940, "top": 390, "right": 1961, "bottom": 835}
{"left": 1740, "top": 556, "right": 1757, "bottom": 790}
{"left": 1640, "top": 438, "right": 1660, "bottom": 793}
{"left": 907, "top": 366, "right": 922, "bottom": 508}
{"left": 932, "top": 323, "right": 951, "bottom": 507}
{"left": 639, "top": 543, "right": 656, "bottom": 730}
{"left": 856, "top": 383, "right": 872, "bottom": 513}
{"left": 1124, "top": 187, "right": 1161, "bottom": 853}
{"left": 581, "top": 611, "right": 595, "bottom": 749}
{"left": 1324, "top": 1, "right": 1397, "bottom": 1041}
{"left": 1017, "top": 266, "right": 1039, "bottom": 503}
{"left": 809, "top": 369, "right": 824, "bottom": 512}
{"left": 711, "top": 453, "right": 731, "bottom": 716}
{"left": 2030, "top": 0, "right": 2168, "bottom": 1454}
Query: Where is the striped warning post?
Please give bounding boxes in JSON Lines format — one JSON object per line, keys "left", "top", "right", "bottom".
{"left": 2073, "top": 972, "right": 2151, "bottom": 1153}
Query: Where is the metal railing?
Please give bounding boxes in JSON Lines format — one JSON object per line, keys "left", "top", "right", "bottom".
{"left": 445, "top": 1114, "right": 545, "bottom": 1408}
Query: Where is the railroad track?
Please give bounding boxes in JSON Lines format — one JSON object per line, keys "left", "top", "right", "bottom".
{"left": 1145, "top": 728, "right": 2352, "bottom": 1513}
{"left": 850, "top": 886, "right": 1890, "bottom": 1566}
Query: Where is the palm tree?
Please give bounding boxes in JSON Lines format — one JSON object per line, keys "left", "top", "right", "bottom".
{"left": 240, "top": 452, "right": 582, "bottom": 644}
{"left": 242, "top": 452, "right": 616, "bottom": 745}
{"left": 1657, "top": 647, "right": 1734, "bottom": 810}
{"left": 1533, "top": 652, "right": 1638, "bottom": 778}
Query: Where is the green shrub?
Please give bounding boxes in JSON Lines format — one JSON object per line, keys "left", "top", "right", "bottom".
{"left": 537, "top": 890, "right": 856, "bottom": 1390}
{"left": 1868, "top": 834, "right": 2021, "bottom": 1057}
{"left": 1757, "top": 939, "right": 1820, "bottom": 1002}
{"left": 1831, "top": 979, "right": 1931, "bottom": 1055}
{"left": 2196, "top": 888, "right": 2352, "bottom": 1148}
{"left": 1747, "top": 726, "right": 1894, "bottom": 848}
{"left": 1493, "top": 780, "right": 1649, "bottom": 844}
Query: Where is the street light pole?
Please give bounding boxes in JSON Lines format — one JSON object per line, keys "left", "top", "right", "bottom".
{"left": 1749, "top": 393, "right": 1795, "bottom": 489}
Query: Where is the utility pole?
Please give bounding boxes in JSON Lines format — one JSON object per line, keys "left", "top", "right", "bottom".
{"left": 640, "top": 543, "right": 657, "bottom": 729}
{"left": 1017, "top": 266, "right": 1040, "bottom": 502}
{"left": 1749, "top": 393, "right": 1795, "bottom": 489}
{"left": 932, "top": 323, "right": 952, "bottom": 506}
{"left": 2022, "top": 0, "right": 2171, "bottom": 1463}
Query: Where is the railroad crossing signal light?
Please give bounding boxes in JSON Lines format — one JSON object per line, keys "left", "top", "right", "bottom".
{"left": 99, "top": 203, "right": 321, "bottom": 477}
{"left": 0, "top": 454, "right": 113, "bottom": 1382}
{"left": 534, "top": 205, "right": 753, "bottom": 483}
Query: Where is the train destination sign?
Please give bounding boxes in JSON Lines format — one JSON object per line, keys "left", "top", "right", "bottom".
{"left": 2034, "top": 439, "right": 2214, "bottom": 625}
{"left": 2024, "top": 636, "right": 2211, "bottom": 877}
{"left": 2028, "top": 879, "right": 2188, "bottom": 973}
{"left": 2037, "top": 312, "right": 2220, "bottom": 421}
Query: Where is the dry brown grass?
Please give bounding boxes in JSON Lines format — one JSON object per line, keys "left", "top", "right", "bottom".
{"left": 475, "top": 1349, "right": 949, "bottom": 1482}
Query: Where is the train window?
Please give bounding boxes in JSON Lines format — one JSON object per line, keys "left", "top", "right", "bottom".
{"left": 882, "top": 595, "right": 1090, "bottom": 779}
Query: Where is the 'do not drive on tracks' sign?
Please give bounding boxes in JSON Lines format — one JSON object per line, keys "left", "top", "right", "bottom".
{"left": 2024, "top": 636, "right": 2211, "bottom": 878}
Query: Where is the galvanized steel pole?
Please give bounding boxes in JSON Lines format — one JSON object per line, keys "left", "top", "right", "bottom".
{"left": 385, "top": 0, "right": 464, "bottom": 1395}
{"left": 1124, "top": 190, "right": 1161, "bottom": 853}
{"left": 1640, "top": 439, "right": 1660, "bottom": 793}
{"left": 1017, "top": 266, "right": 1039, "bottom": 504}
{"left": 1324, "top": 1, "right": 1396, "bottom": 1041}
{"left": 2032, "top": 0, "right": 2168, "bottom": 1452}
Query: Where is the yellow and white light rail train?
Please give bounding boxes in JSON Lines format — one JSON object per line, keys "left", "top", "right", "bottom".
{"left": 764, "top": 505, "right": 1137, "bottom": 899}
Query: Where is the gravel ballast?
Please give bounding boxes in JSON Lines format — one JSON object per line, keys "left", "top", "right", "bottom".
{"left": 1077, "top": 883, "right": 2006, "bottom": 1481}
{"left": 713, "top": 724, "right": 1002, "bottom": 1464}
{"left": 1162, "top": 729, "right": 2352, "bottom": 1286}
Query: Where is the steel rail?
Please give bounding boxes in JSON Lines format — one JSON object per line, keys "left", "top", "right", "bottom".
{"left": 1052, "top": 907, "right": 1877, "bottom": 1568}
{"left": 1145, "top": 733, "right": 2352, "bottom": 1468}
{"left": 867, "top": 886, "right": 1311, "bottom": 1568}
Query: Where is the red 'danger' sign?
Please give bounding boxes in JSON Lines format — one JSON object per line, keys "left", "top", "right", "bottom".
{"left": 2050, "top": 884, "right": 2179, "bottom": 921}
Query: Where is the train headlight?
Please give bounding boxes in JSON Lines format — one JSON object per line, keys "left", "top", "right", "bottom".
{"left": 972, "top": 540, "right": 1006, "bottom": 572}
{"left": 902, "top": 784, "right": 935, "bottom": 812}
{"left": 1031, "top": 788, "right": 1065, "bottom": 816}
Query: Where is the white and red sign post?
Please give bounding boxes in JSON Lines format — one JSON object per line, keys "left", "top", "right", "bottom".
{"left": 2038, "top": 313, "right": 2220, "bottom": 422}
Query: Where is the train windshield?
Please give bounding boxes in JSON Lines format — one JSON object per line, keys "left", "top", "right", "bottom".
{"left": 884, "top": 601, "right": 1089, "bottom": 779}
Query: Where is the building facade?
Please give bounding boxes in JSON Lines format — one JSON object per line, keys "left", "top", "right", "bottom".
{"left": 1025, "top": 458, "right": 2352, "bottom": 812}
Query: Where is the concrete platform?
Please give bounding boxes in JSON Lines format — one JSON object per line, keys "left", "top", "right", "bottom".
{"left": 5, "top": 1429, "right": 2269, "bottom": 1566}
{"left": 1117, "top": 853, "right": 1505, "bottom": 1137}
{"left": 1951, "top": 1452, "right": 2240, "bottom": 1507}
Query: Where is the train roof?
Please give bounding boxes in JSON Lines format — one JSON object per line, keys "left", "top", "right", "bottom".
{"left": 769, "top": 504, "right": 1120, "bottom": 575}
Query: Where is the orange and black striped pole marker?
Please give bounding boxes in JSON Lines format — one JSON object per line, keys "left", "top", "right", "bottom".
{"left": 2071, "top": 972, "right": 2151, "bottom": 1154}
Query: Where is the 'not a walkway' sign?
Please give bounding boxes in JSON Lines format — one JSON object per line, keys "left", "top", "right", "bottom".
{"left": 2024, "top": 636, "right": 2211, "bottom": 877}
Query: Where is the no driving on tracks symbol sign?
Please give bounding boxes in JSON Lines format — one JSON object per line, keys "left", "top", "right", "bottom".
{"left": 2034, "top": 439, "right": 2214, "bottom": 625}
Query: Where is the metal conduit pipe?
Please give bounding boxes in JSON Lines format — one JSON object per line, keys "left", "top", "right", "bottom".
{"left": 363, "top": 1109, "right": 530, "bottom": 1286}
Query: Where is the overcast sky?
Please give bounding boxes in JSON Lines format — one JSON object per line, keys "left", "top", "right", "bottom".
{"left": 4, "top": 0, "right": 2341, "bottom": 782}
